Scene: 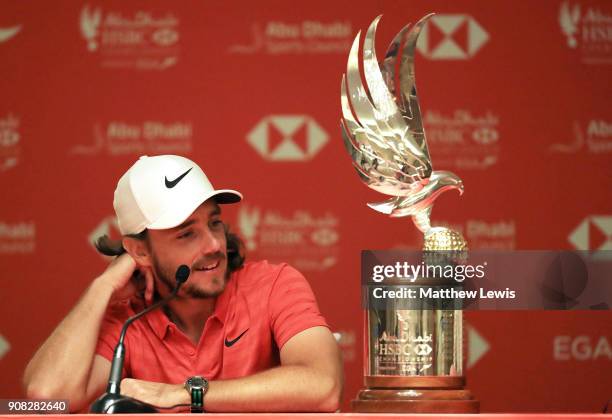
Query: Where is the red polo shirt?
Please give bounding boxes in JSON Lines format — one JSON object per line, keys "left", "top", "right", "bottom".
{"left": 95, "top": 261, "right": 329, "bottom": 383}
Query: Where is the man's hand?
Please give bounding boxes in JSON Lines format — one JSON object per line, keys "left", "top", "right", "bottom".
{"left": 120, "top": 378, "right": 189, "bottom": 410}
{"left": 101, "top": 253, "right": 155, "bottom": 306}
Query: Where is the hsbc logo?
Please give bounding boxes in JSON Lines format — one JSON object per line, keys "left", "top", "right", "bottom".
{"left": 235, "top": 203, "right": 339, "bottom": 271}
{"left": 152, "top": 28, "right": 179, "bottom": 46}
{"left": 568, "top": 215, "right": 612, "bottom": 251}
{"left": 417, "top": 14, "right": 489, "bottom": 60}
{"left": 472, "top": 126, "right": 499, "bottom": 145}
{"left": 247, "top": 115, "right": 328, "bottom": 161}
{"left": 311, "top": 228, "right": 339, "bottom": 247}
{"left": 79, "top": 5, "right": 180, "bottom": 70}
{"left": 414, "top": 343, "right": 432, "bottom": 356}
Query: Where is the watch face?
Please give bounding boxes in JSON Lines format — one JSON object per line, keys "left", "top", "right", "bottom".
{"left": 190, "top": 376, "right": 205, "bottom": 388}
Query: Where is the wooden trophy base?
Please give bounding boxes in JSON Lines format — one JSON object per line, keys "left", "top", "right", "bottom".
{"left": 351, "top": 376, "right": 479, "bottom": 413}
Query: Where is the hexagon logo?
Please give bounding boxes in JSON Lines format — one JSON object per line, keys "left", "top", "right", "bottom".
{"left": 568, "top": 216, "right": 612, "bottom": 251}
{"left": 417, "top": 14, "right": 489, "bottom": 60}
{"left": 247, "top": 115, "right": 328, "bottom": 161}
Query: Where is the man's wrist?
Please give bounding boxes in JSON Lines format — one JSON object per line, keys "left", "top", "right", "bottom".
{"left": 91, "top": 275, "right": 117, "bottom": 297}
{"left": 171, "top": 383, "right": 191, "bottom": 406}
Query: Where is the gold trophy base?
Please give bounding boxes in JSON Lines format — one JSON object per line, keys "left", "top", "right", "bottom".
{"left": 351, "top": 376, "right": 479, "bottom": 413}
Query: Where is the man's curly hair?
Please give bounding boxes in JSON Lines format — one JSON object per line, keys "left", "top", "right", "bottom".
{"left": 94, "top": 223, "right": 245, "bottom": 274}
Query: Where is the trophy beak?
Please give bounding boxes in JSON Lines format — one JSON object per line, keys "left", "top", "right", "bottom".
{"left": 367, "top": 198, "right": 399, "bottom": 215}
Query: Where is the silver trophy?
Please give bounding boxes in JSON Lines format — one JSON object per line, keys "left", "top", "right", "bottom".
{"left": 341, "top": 15, "right": 478, "bottom": 413}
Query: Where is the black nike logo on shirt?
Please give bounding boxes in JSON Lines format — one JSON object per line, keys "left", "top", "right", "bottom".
{"left": 224, "top": 329, "right": 249, "bottom": 347}
{"left": 164, "top": 167, "right": 193, "bottom": 188}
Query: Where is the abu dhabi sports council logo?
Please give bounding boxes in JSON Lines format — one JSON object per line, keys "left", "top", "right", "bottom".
{"left": 71, "top": 120, "right": 193, "bottom": 156}
{"left": 228, "top": 20, "right": 352, "bottom": 55}
{"left": 550, "top": 119, "right": 612, "bottom": 154}
{"left": 79, "top": 5, "right": 180, "bottom": 70}
{"left": 559, "top": 1, "right": 612, "bottom": 64}
{"left": 416, "top": 14, "right": 489, "bottom": 60}
{"left": 568, "top": 216, "right": 612, "bottom": 251}
{"left": 0, "top": 24, "right": 21, "bottom": 43}
{"left": 247, "top": 115, "right": 328, "bottom": 161}
{"left": 0, "top": 113, "right": 21, "bottom": 172}
{"left": 423, "top": 109, "right": 500, "bottom": 170}
{"left": 0, "top": 221, "right": 35, "bottom": 254}
{"left": 236, "top": 204, "right": 339, "bottom": 271}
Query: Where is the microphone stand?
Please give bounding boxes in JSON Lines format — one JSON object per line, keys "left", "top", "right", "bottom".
{"left": 90, "top": 265, "right": 190, "bottom": 413}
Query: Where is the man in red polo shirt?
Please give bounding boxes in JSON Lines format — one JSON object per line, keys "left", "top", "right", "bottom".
{"left": 23, "top": 155, "right": 343, "bottom": 412}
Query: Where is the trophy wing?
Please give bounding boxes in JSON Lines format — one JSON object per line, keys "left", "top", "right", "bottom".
{"left": 340, "top": 16, "right": 433, "bottom": 198}
{"left": 340, "top": 14, "right": 464, "bottom": 230}
{"left": 382, "top": 14, "right": 433, "bottom": 162}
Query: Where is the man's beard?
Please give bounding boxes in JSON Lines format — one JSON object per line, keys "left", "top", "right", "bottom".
{"left": 152, "top": 252, "right": 227, "bottom": 299}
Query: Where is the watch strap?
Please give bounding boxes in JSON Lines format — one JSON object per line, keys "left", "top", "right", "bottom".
{"left": 190, "top": 387, "right": 203, "bottom": 413}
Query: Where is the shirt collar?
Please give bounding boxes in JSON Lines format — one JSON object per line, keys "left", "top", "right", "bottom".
{"left": 145, "top": 271, "right": 237, "bottom": 340}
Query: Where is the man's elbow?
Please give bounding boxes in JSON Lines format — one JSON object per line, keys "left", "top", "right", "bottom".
{"left": 25, "top": 383, "right": 54, "bottom": 401}
{"left": 23, "top": 370, "right": 55, "bottom": 401}
{"left": 315, "top": 374, "right": 342, "bottom": 412}
{"left": 24, "top": 382, "right": 86, "bottom": 413}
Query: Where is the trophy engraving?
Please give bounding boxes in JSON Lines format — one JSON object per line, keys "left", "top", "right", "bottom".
{"left": 341, "top": 14, "right": 478, "bottom": 413}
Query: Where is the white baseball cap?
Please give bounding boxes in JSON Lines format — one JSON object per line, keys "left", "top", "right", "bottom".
{"left": 114, "top": 155, "right": 242, "bottom": 235}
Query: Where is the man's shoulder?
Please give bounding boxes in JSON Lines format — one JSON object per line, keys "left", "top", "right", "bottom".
{"left": 233, "top": 260, "right": 285, "bottom": 284}
{"left": 102, "top": 298, "right": 143, "bottom": 323}
{"left": 232, "top": 260, "right": 305, "bottom": 290}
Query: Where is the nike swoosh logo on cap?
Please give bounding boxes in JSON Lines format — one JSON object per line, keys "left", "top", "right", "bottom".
{"left": 165, "top": 167, "right": 193, "bottom": 188}
{"left": 224, "top": 329, "right": 249, "bottom": 348}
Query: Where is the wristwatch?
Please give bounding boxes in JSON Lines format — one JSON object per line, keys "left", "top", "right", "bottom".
{"left": 184, "top": 376, "right": 209, "bottom": 413}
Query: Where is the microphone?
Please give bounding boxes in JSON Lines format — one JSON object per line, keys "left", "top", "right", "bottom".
{"left": 90, "top": 265, "right": 190, "bottom": 413}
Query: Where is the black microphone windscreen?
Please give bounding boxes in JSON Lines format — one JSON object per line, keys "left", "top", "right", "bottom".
{"left": 175, "top": 265, "right": 190, "bottom": 284}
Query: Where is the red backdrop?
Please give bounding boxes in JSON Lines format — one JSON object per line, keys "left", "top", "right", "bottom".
{"left": 1, "top": 0, "right": 611, "bottom": 413}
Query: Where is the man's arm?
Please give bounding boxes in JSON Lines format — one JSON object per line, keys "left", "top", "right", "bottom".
{"left": 22, "top": 254, "right": 151, "bottom": 412}
{"left": 121, "top": 326, "right": 343, "bottom": 412}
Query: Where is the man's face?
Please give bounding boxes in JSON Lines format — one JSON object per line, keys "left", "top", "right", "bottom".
{"left": 147, "top": 199, "right": 228, "bottom": 299}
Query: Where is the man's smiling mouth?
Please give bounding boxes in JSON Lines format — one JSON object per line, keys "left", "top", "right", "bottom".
{"left": 195, "top": 260, "right": 220, "bottom": 271}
